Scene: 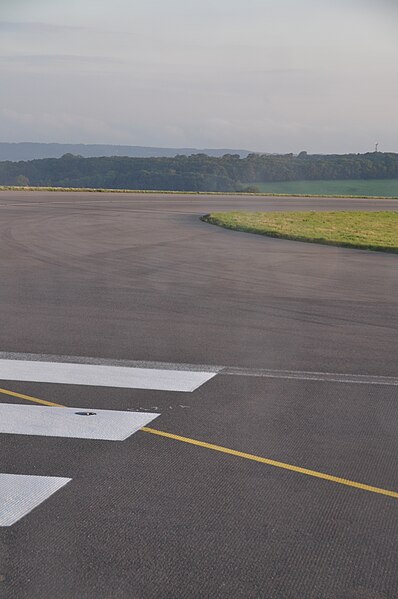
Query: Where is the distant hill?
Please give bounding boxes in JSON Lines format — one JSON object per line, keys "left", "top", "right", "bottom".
{"left": 0, "top": 142, "right": 253, "bottom": 162}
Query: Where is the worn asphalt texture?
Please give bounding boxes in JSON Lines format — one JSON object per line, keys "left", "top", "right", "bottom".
{"left": 0, "top": 191, "right": 397, "bottom": 598}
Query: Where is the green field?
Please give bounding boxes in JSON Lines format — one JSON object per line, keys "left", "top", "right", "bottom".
{"left": 202, "top": 211, "right": 398, "bottom": 253}
{"left": 246, "top": 179, "right": 398, "bottom": 197}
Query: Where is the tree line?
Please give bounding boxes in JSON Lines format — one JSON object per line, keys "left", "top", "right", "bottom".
{"left": 0, "top": 151, "right": 397, "bottom": 192}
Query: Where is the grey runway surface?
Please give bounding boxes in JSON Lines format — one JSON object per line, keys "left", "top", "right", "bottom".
{"left": 0, "top": 191, "right": 397, "bottom": 598}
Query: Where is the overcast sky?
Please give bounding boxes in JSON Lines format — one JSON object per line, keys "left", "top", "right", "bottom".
{"left": 0, "top": 0, "right": 397, "bottom": 153}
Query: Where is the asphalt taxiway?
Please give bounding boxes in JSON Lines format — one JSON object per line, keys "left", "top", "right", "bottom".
{"left": 0, "top": 191, "right": 397, "bottom": 598}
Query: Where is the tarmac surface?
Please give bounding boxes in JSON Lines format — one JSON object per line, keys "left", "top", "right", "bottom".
{"left": 0, "top": 191, "right": 397, "bottom": 598}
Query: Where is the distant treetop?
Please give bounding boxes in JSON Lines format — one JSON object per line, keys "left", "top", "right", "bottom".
{"left": 0, "top": 151, "right": 397, "bottom": 192}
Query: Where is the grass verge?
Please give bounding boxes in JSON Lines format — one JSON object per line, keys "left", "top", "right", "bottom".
{"left": 0, "top": 185, "right": 397, "bottom": 199}
{"left": 201, "top": 211, "right": 398, "bottom": 253}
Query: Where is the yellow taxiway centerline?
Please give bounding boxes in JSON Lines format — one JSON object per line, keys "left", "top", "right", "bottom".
{"left": 141, "top": 427, "right": 398, "bottom": 500}
{"left": 1, "top": 385, "right": 396, "bottom": 500}
{"left": 0, "top": 386, "right": 64, "bottom": 407}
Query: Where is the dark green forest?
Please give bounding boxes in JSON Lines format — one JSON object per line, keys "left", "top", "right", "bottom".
{"left": 0, "top": 152, "right": 397, "bottom": 192}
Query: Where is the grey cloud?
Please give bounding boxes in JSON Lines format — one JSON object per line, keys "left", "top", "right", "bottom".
{"left": 0, "top": 21, "right": 87, "bottom": 33}
{"left": 0, "top": 20, "right": 139, "bottom": 38}
{"left": 0, "top": 54, "right": 124, "bottom": 65}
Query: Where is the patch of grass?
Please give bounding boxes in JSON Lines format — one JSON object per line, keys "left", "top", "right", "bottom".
{"left": 202, "top": 211, "right": 398, "bottom": 253}
{"left": 0, "top": 184, "right": 397, "bottom": 199}
{"left": 245, "top": 179, "right": 398, "bottom": 198}
{"left": 0, "top": 186, "right": 202, "bottom": 194}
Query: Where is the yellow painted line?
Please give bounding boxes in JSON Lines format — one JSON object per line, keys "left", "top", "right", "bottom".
{"left": 1, "top": 384, "right": 396, "bottom": 500}
{"left": 0, "top": 387, "right": 64, "bottom": 408}
{"left": 141, "top": 427, "right": 398, "bottom": 500}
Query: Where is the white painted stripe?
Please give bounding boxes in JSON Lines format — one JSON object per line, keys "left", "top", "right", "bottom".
{"left": 0, "top": 352, "right": 396, "bottom": 387}
{"left": 0, "top": 473, "right": 71, "bottom": 526}
{"left": 0, "top": 359, "right": 216, "bottom": 391}
{"left": 0, "top": 403, "right": 159, "bottom": 440}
